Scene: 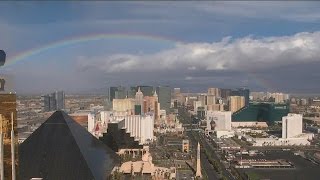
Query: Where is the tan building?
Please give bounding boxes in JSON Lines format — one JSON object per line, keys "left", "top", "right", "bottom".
{"left": 208, "top": 87, "right": 221, "bottom": 97}
{"left": 206, "top": 95, "right": 216, "bottom": 106}
{"left": 0, "top": 93, "right": 17, "bottom": 180}
{"left": 143, "top": 92, "right": 160, "bottom": 119}
{"left": 113, "top": 98, "right": 135, "bottom": 114}
{"left": 198, "top": 94, "right": 206, "bottom": 107}
{"left": 230, "top": 96, "right": 245, "bottom": 113}
{"left": 207, "top": 104, "right": 224, "bottom": 111}
{"left": 119, "top": 149, "right": 176, "bottom": 179}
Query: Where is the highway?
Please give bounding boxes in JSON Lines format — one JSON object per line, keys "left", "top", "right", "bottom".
{"left": 196, "top": 131, "right": 235, "bottom": 180}
{"left": 178, "top": 106, "right": 234, "bottom": 180}
{"left": 187, "top": 130, "right": 219, "bottom": 180}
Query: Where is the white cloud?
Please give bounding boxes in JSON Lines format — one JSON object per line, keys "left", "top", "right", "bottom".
{"left": 77, "top": 31, "right": 320, "bottom": 73}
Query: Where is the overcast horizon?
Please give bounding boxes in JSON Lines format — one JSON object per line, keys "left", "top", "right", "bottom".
{"left": 2, "top": 2, "right": 320, "bottom": 94}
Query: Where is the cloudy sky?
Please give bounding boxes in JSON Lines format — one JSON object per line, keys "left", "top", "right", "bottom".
{"left": 1, "top": 1, "right": 320, "bottom": 94}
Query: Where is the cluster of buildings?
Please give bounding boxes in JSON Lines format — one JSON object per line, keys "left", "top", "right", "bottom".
{"left": 40, "top": 91, "right": 65, "bottom": 112}
{"left": 250, "top": 92, "right": 290, "bottom": 103}
{"left": 178, "top": 87, "right": 316, "bottom": 147}
{"left": 250, "top": 113, "right": 313, "bottom": 146}
{"left": 108, "top": 85, "right": 171, "bottom": 114}
{"left": 26, "top": 84, "right": 319, "bottom": 179}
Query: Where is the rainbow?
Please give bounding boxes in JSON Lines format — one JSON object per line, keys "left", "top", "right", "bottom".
{"left": 5, "top": 32, "right": 275, "bottom": 90}
{"left": 247, "top": 72, "right": 275, "bottom": 91}
{"left": 5, "top": 32, "right": 182, "bottom": 67}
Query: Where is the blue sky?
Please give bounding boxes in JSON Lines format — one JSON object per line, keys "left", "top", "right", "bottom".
{"left": 1, "top": 1, "right": 320, "bottom": 94}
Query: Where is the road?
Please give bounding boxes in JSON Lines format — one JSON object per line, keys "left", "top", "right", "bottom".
{"left": 199, "top": 132, "right": 235, "bottom": 180}
{"left": 187, "top": 130, "right": 219, "bottom": 180}
{"left": 179, "top": 106, "right": 236, "bottom": 180}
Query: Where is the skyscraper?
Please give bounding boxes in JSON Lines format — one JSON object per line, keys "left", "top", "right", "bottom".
{"left": 230, "top": 96, "right": 245, "bottom": 113}
{"left": 282, "top": 113, "right": 302, "bottom": 139}
{"left": 128, "top": 86, "right": 138, "bottom": 98}
{"left": 109, "top": 87, "right": 118, "bottom": 102}
{"left": 55, "top": 91, "right": 65, "bottom": 110}
{"left": 208, "top": 87, "right": 221, "bottom": 97}
{"left": 0, "top": 93, "right": 17, "bottom": 180}
{"left": 49, "top": 92, "right": 57, "bottom": 111}
{"left": 137, "top": 86, "right": 154, "bottom": 97}
{"left": 135, "top": 87, "right": 144, "bottom": 115}
{"left": 156, "top": 86, "right": 171, "bottom": 113}
{"left": 109, "top": 86, "right": 126, "bottom": 102}
{"left": 231, "top": 88, "right": 250, "bottom": 106}
{"left": 41, "top": 91, "right": 65, "bottom": 112}
{"left": 41, "top": 94, "right": 50, "bottom": 112}
{"left": 115, "top": 86, "right": 126, "bottom": 99}
{"left": 220, "top": 88, "right": 231, "bottom": 99}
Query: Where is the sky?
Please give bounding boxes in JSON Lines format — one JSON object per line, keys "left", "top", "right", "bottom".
{"left": 1, "top": 1, "right": 320, "bottom": 94}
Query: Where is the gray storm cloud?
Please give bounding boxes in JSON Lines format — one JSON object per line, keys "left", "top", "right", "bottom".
{"left": 77, "top": 31, "right": 320, "bottom": 73}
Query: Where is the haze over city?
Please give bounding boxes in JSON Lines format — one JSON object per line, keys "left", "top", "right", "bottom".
{"left": 3, "top": 1, "right": 320, "bottom": 180}
{"left": 1, "top": 1, "right": 320, "bottom": 94}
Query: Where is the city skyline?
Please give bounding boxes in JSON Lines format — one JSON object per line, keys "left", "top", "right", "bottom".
{"left": 1, "top": 2, "right": 320, "bottom": 94}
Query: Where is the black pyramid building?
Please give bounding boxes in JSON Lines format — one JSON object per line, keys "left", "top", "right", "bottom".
{"left": 19, "top": 111, "right": 120, "bottom": 180}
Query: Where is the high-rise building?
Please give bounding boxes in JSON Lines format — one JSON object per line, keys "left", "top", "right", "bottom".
{"left": 109, "top": 86, "right": 118, "bottom": 102}
{"left": 49, "top": 92, "right": 57, "bottom": 111}
{"left": 87, "top": 113, "right": 96, "bottom": 134}
{"left": 112, "top": 98, "right": 135, "bottom": 114}
{"left": 0, "top": 93, "right": 17, "bottom": 180}
{"left": 55, "top": 91, "right": 65, "bottom": 110}
{"left": 268, "top": 92, "right": 289, "bottom": 103}
{"left": 198, "top": 94, "right": 206, "bottom": 106}
{"left": 220, "top": 88, "right": 231, "bottom": 99}
{"left": 143, "top": 91, "right": 160, "bottom": 119}
{"left": 207, "top": 104, "right": 224, "bottom": 111}
{"left": 137, "top": 86, "right": 154, "bottom": 97}
{"left": 41, "top": 94, "right": 50, "bottom": 112}
{"left": 115, "top": 86, "right": 126, "bottom": 99}
{"left": 0, "top": 51, "right": 17, "bottom": 179}
{"left": 231, "top": 88, "right": 250, "bottom": 106}
{"left": 156, "top": 86, "right": 171, "bottom": 113}
{"left": 41, "top": 91, "right": 65, "bottom": 112}
{"left": 206, "top": 95, "right": 216, "bottom": 106}
{"left": 208, "top": 87, "right": 220, "bottom": 97}
{"left": 103, "top": 112, "right": 155, "bottom": 145}
{"left": 124, "top": 115, "right": 154, "bottom": 144}
{"left": 230, "top": 96, "right": 245, "bottom": 113}
{"left": 135, "top": 87, "right": 144, "bottom": 114}
{"left": 232, "top": 102, "right": 290, "bottom": 124}
{"left": 128, "top": 86, "right": 138, "bottom": 98}
{"left": 109, "top": 86, "right": 126, "bottom": 102}
{"left": 282, "top": 113, "right": 302, "bottom": 139}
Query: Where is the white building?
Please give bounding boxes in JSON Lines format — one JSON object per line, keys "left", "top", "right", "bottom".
{"left": 123, "top": 114, "right": 154, "bottom": 144}
{"left": 99, "top": 110, "right": 155, "bottom": 144}
{"left": 87, "top": 113, "right": 95, "bottom": 134}
{"left": 193, "top": 100, "right": 203, "bottom": 111}
{"left": 251, "top": 113, "right": 313, "bottom": 146}
{"left": 207, "top": 111, "right": 232, "bottom": 131}
{"left": 282, "top": 113, "right": 302, "bottom": 139}
{"left": 112, "top": 98, "right": 135, "bottom": 114}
